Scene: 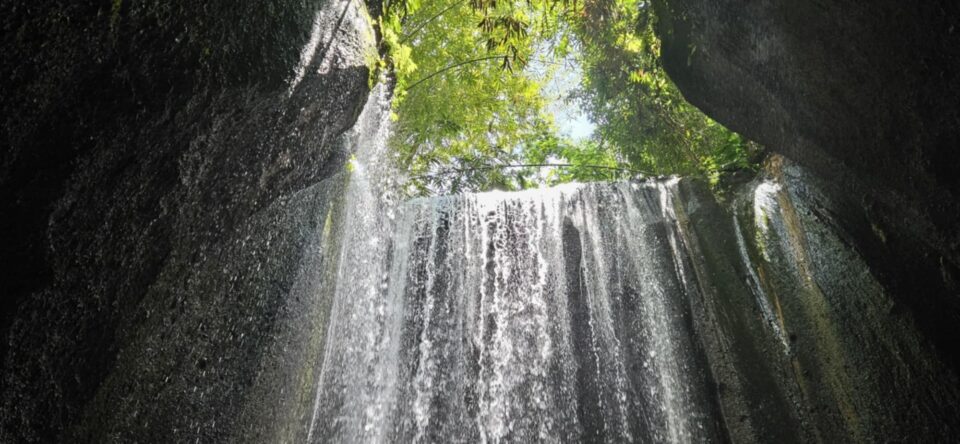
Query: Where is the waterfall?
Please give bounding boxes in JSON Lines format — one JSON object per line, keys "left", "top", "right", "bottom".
{"left": 300, "top": 106, "right": 958, "bottom": 442}
{"left": 305, "top": 82, "right": 405, "bottom": 443}
{"left": 311, "top": 175, "right": 724, "bottom": 442}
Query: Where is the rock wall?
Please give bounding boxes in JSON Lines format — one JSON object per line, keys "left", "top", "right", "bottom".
{"left": 676, "top": 157, "right": 960, "bottom": 441}
{"left": 0, "top": 0, "right": 377, "bottom": 441}
{"left": 654, "top": 0, "right": 960, "bottom": 386}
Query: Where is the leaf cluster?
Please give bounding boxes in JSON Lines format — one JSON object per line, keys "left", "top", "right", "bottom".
{"left": 571, "top": 0, "right": 760, "bottom": 184}
{"left": 380, "top": 0, "right": 573, "bottom": 194}
{"left": 374, "top": 0, "right": 761, "bottom": 195}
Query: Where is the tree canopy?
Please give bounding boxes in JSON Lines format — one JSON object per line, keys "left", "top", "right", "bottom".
{"left": 376, "top": 0, "right": 761, "bottom": 195}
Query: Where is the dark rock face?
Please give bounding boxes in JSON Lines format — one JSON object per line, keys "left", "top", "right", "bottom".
{"left": 677, "top": 158, "right": 960, "bottom": 441}
{"left": 654, "top": 0, "right": 960, "bottom": 429}
{"left": 0, "top": 0, "right": 375, "bottom": 441}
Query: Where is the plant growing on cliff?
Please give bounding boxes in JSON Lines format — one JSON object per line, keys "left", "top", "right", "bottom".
{"left": 570, "top": 0, "right": 759, "bottom": 183}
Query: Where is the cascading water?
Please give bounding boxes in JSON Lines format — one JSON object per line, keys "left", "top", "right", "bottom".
{"left": 311, "top": 169, "right": 724, "bottom": 442}
{"left": 303, "top": 90, "right": 957, "bottom": 443}
{"left": 305, "top": 82, "right": 404, "bottom": 443}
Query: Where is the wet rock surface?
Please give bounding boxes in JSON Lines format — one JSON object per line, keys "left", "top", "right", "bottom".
{"left": 0, "top": 0, "right": 376, "bottom": 441}
{"left": 654, "top": 0, "right": 960, "bottom": 427}
{"left": 676, "top": 157, "right": 960, "bottom": 442}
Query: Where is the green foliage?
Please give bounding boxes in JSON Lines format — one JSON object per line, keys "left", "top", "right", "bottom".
{"left": 375, "top": 0, "right": 760, "bottom": 195}
{"left": 522, "top": 131, "right": 636, "bottom": 185}
{"left": 571, "top": 0, "right": 760, "bottom": 184}
{"left": 381, "top": 0, "right": 567, "bottom": 194}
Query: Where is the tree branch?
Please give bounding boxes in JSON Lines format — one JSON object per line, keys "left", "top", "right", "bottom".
{"left": 400, "top": 0, "right": 469, "bottom": 44}
{"left": 405, "top": 55, "right": 506, "bottom": 91}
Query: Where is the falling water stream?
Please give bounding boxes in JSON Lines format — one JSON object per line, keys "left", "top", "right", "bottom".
{"left": 372, "top": 182, "right": 723, "bottom": 443}
{"left": 308, "top": 93, "right": 723, "bottom": 441}
{"left": 294, "top": 83, "right": 959, "bottom": 443}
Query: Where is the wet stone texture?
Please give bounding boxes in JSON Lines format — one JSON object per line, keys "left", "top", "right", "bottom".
{"left": 675, "top": 157, "right": 960, "bottom": 442}
{"left": 0, "top": 0, "right": 376, "bottom": 441}
{"left": 742, "top": 157, "right": 960, "bottom": 441}
{"left": 654, "top": 0, "right": 960, "bottom": 436}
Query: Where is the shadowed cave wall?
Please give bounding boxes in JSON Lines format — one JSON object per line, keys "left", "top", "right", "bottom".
{"left": 1, "top": 0, "right": 376, "bottom": 441}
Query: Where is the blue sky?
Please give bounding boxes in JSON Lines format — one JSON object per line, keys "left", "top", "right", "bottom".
{"left": 529, "top": 46, "right": 596, "bottom": 141}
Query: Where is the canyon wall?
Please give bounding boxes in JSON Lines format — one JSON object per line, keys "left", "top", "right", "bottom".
{"left": 0, "top": 0, "right": 377, "bottom": 441}
{"left": 655, "top": 0, "right": 960, "bottom": 384}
